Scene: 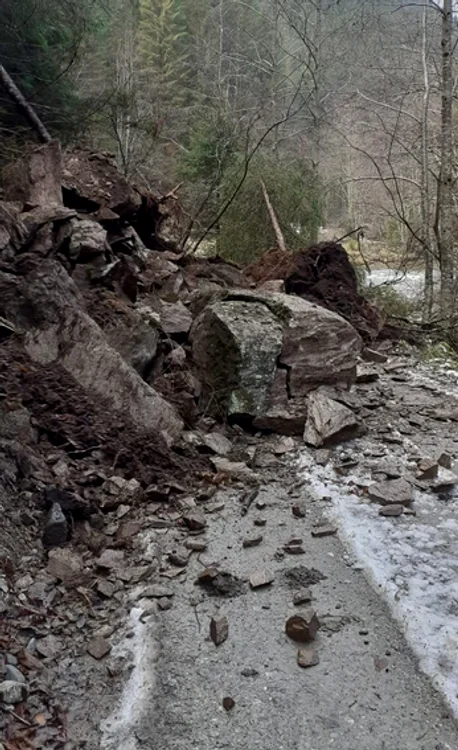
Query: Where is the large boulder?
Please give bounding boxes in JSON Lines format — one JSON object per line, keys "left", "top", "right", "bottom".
{"left": 61, "top": 149, "right": 141, "bottom": 216}
{"left": 191, "top": 299, "right": 283, "bottom": 417}
{"left": 0, "top": 202, "right": 27, "bottom": 255}
{"left": 0, "top": 260, "right": 182, "bottom": 445}
{"left": 191, "top": 290, "right": 362, "bottom": 425}
{"left": 2, "top": 140, "right": 63, "bottom": 207}
{"left": 272, "top": 293, "right": 362, "bottom": 397}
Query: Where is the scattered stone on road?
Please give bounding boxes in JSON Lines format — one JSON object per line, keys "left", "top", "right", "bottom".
{"left": 243, "top": 535, "right": 263, "bottom": 548}
{"left": 311, "top": 524, "right": 337, "bottom": 538}
{"left": 416, "top": 458, "right": 439, "bottom": 481}
{"left": 315, "top": 449, "right": 332, "bottom": 465}
{"left": 87, "top": 636, "right": 111, "bottom": 660}
{"left": 197, "top": 568, "right": 219, "bottom": 585}
{"left": 241, "top": 668, "right": 259, "bottom": 677}
{"left": 438, "top": 452, "right": 452, "bottom": 469}
{"left": 185, "top": 539, "right": 208, "bottom": 552}
{"left": 183, "top": 509, "right": 207, "bottom": 531}
{"left": 284, "top": 542, "right": 305, "bottom": 555}
{"left": 168, "top": 547, "right": 190, "bottom": 567}
{"left": 292, "top": 502, "right": 306, "bottom": 518}
{"left": 222, "top": 696, "right": 235, "bottom": 711}
{"left": 210, "top": 616, "right": 229, "bottom": 646}
{"left": 368, "top": 477, "right": 412, "bottom": 506}
{"left": 140, "top": 584, "right": 174, "bottom": 599}
{"left": 379, "top": 504, "right": 404, "bottom": 517}
{"left": 297, "top": 647, "right": 320, "bottom": 669}
{"left": 249, "top": 569, "right": 275, "bottom": 589}
{"left": 285, "top": 611, "right": 321, "bottom": 642}
{"left": 304, "top": 391, "right": 364, "bottom": 447}
{"left": 293, "top": 589, "right": 312, "bottom": 605}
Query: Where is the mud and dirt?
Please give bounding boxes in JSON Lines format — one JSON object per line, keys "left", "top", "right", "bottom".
{"left": 248, "top": 242, "right": 385, "bottom": 340}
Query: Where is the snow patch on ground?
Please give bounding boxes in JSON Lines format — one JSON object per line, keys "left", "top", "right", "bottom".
{"left": 300, "top": 452, "right": 458, "bottom": 716}
{"left": 101, "top": 606, "right": 158, "bottom": 750}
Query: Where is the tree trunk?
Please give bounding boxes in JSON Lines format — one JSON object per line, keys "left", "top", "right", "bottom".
{"left": 421, "top": 3, "right": 434, "bottom": 322}
{"left": 0, "top": 64, "right": 51, "bottom": 144}
{"left": 261, "top": 179, "right": 286, "bottom": 253}
{"left": 438, "top": 0, "right": 455, "bottom": 324}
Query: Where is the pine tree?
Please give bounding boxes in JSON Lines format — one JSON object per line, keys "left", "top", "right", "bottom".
{"left": 137, "top": 0, "right": 188, "bottom": 107}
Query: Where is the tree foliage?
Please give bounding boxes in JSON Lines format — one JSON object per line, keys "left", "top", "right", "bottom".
{"left": 0, "top": 0, "right": 94, "bottom": 143}
{"left": 218, "top": 155, "right": 321, "bottom": 264}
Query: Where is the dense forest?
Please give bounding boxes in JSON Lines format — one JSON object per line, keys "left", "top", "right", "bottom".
{"left": 0, "top": 0, "right": 456, "bottom": 322}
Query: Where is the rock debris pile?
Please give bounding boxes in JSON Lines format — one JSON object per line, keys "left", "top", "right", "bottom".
{"left": 2, "top": 140, "right": 453, "bottom": 746}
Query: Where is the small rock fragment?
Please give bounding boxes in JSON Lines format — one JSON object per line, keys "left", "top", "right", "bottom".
{"left": 183, "top": 509, "right": 207, "bottom": 531}
{"left": 368, "top": 477, "right": 412, "bottom": 507}
{"left": 210, "top": 616, "right": 229, "bottom": 646}
{"left": 97, "top": 580, "right": 116, "bottom": 598}
{"left": 36, "top": 635, "right": 63, "bottom": 659}
{"left": 243, "top": 536, "right": 263, "bottom": 548}
{"left": 223, "top": 696, "right": 235, "bottom": 711}
{"left": 254, "top": 518, "right": 267, "bottom": 527}
{"left": 168, "top": 547, "right": 190, "bottom": 567}
{"left": 297, "top": 647, "right": 320, "bottom": 668}
{"left": 141, "top": 584, "right": 175, "bottom": 599}
{"left": 241, "top": 668, "right": 259, "bottom": 677}
{"left": 184, "top": 539, "right": 208, "bottom": 552}
{"left": 272, "top": 436, "right": 295, "bottom": 455}
{"left": 304, "top": 392, "right": 364, "bottom": 447}
{"left": 293, "top": 589, "right": 312, "bottom": 606}
{"left": 5, "top": 665, "right": 26, "bottom": 684}
{"left": 96, "top": 548, "right": 125, "bottom": 570}
{"left": 430, "top": 468, "right": 458, "bottom": 491}
{"left": 197, "top": 568, "right": 219, "bottom": 585}
{"left": 311, "top": 524, "right": 337, "bottom": 538}
{"left": 0, "top": 680, "right": 27, "bottom": 705}
{"left": 87, "top": 636, "right": 111, "bottom": 660}
{"left": 249, "top": 569, "right": 274, "bottom": 589}
{"left": 292, "top": 502, "right": 306, "bottom": 518}
{"left": 202, "top": 433, "right": 233, "bottom": 456}
{"left": 42, "top": 502, "right": 68, "bottom": 547}
{"left": 356, "top": 366, "right": 379, "bottom": 384}
{"left": 47, "top": 547, "right": 84, "bottom": 586}
{"left": 379, "top": 504, "right": 404, "bottom": 517}
{"left": 361, "top": 348, "right": 388, "bottom": 364}
{"left": 285, "top": 610, "right": 320, "bottom": 642}
{"left": 211, "top": 456, "right": 259, "bottom": 483}
{"left": 416, "top": 458, "right": 439, "bottom": 481}
{"left": 438, "top": 452, "right": 452, "bottom": 470}
{"left": 157, "top": 598, "right": 172, "bottom": 611}
{"left": 283, "top": 543, "right": 305, "bottom": 555}
{"left": 315, "top": 449, "right": 331, "bottom": 466}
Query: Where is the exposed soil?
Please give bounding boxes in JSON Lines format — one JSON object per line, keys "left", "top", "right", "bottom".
{"left": 247, "top": 242, "right": 385, "bottom": 340}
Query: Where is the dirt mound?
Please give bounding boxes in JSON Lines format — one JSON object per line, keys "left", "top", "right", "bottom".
{"left": 0, "top": 338, "right": 201, "bottom": 486}
{"left": 248, "top": 243, "right": 384, "bottom": 341}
